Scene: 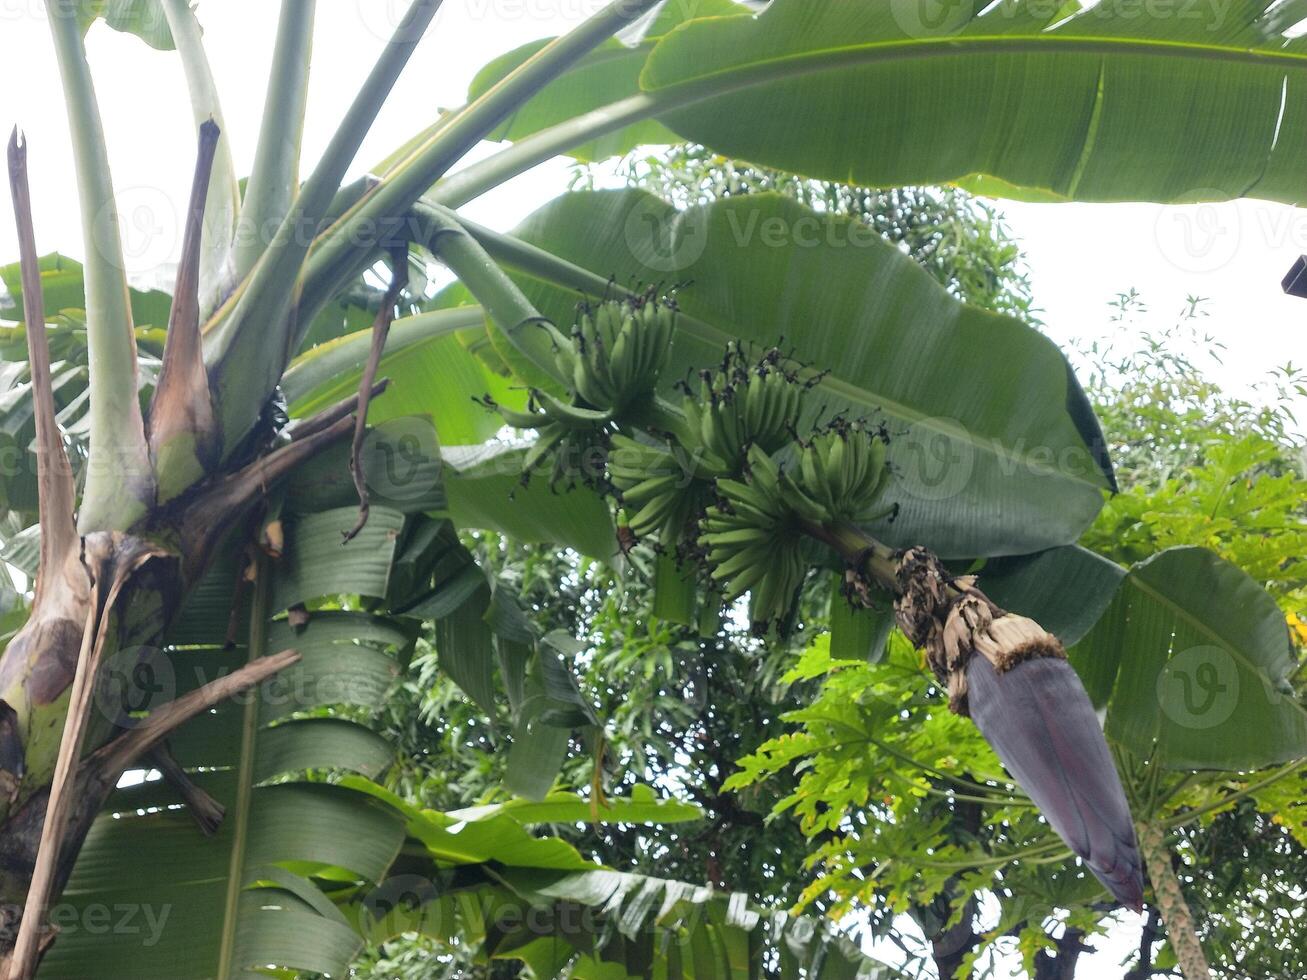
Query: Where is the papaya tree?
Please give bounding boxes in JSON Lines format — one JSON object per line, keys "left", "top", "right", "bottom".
{"left": 1, "top": 1, "right": 1306, "bottom": 978}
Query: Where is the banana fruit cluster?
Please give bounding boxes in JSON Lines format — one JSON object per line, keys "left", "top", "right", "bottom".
{"left": 484, "top": 294, "right": 677, "bottom": 485}
{"left": 700, "top": 446, "right": 810, "bottom": 629}
{"left": 782, "top": 422, "right": 892, "bottom": 524}
{"left": 555, "top": 295, "right": 677, "bottom": 413}
{"left": 681, "top": 343, "right": 805, "bottom": 470}
{"left": 608, "top": 434, "right": 702, "bottom": 550}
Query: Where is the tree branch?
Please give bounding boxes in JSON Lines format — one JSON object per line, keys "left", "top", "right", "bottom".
{"left": 285, "top": 379, "right": 390, "bottom": 442}
{"left": 88, "top": 649, "right": 301, "bottom": 783}
{"left": 146, "top": 743, "right": 225, "bottom": 836}
{"left": 343, "top": 258, "right": 407, "bottom": 542}
{"left": 179, "top": 415, "right": 356, "bottom": 579}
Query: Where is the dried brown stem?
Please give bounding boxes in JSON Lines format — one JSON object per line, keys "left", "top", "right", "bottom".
{"left": 286, "top": 378, "right": 390, "bottom": 442}
{"left": 799, "top": 521, "right": 1064, "bottom": 717}
{"left": 146, "top": 743, "right": 225, "bottom": 836}
{"left": 180, "top": 415, "right": 356, "bottom": 578}
{"left": 89, "top": 649, "right": 299, "bottom": 781}
{"left": 148, "top": 120, "right": 220, "bottom": 479}
{"left": 343, "top": 260, "right": 407, "bottom": 542}
{"left": 6, "top": 130, "right": 78, "bottom": 582}
{"left": 0, "top": 647, "right": 299, "bottom": 980}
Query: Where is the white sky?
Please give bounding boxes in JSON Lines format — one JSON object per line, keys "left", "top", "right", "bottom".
{"left": 0, "top": 2, "right": 1292, "bottom": 976}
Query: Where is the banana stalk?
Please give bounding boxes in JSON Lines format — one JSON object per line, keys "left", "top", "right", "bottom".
{"left": 1138, "top": 822, "right": 1212, "bottom": 980}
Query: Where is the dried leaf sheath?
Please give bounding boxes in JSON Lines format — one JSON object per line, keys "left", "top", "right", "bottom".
{"left": 148, "top": 120, "right": 221, "bottom": 500}
{"left": 1, "top": 132, "right": 93, "bottom": 819}
{"left": 5, "top": 132, "right": 78, "bottom": 591}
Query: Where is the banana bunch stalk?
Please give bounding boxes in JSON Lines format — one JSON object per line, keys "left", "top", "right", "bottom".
{"left": 556, "top": 295, "right": 676, "bottom": 413}
{"left": 781, "top": 422, "right": 893, "bottom": 525}
{"left": 681, "top": 343, "right": 806, "bottom": 472}
{"left": 480, "top": 391, "right": 613, "bottom": 486}
{"left": 700, "top": 445, "right": 809, "bottom": 630}
{"left": 609, "top": 434, "right": 703, "bottom": 550}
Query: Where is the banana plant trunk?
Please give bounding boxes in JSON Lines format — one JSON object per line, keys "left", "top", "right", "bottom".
{"left": 0, "top": 127, "right": 359, "bottom": 977}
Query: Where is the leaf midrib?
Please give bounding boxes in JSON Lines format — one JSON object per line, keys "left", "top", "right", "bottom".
{"left": 644, "top": 32, "right": 1307, "bottom": 105}
{"left": 215, "top": 557, "right": 270, "bottom": 979}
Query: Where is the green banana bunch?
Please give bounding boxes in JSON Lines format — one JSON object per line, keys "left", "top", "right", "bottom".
{"left": 781, "top": 421, "right": 893, "bottom": 525}
{"left": 479, "top": 391, "right": 614, "bottom": 487}
{"left": 609, "top": 434, "right": 703, "bottom": 550}
{"left": 699, "top": 445, "right": 809, "bottom": 630}
{"left": 682, "top": 343, "right": 805, "bottom": 472}
{"left": 552, "top": 295, "right": 677, "bottom": 413}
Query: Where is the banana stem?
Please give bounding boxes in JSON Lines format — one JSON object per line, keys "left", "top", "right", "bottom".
{"left": 235, "top": 0, "right": 317, "bottom": 282}
{"left": 303, "top": 0, "right": 661, "bottom": 301}
{"left": 43, "top": 1, "right": 153, "bottom": 532}
{"left": 1138, "top": 823, "right": 1212, "bottom": 980}
{"left": 413, "top": 202, "right": 564, "bottom": 385}
{"left": 798, "top": 518, "right": 899, "bottom": 593}
{"left": 204, "top": 0, "right": 442, "bottom": 455}
{"left": 161, "top": 0, "right": 241, "bottom": 317}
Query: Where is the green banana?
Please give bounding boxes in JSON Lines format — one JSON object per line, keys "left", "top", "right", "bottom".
{"left": 784, "top": 421, "right": 891, "bottom": 524}
{"left": 534, "top": 390, "right": 614, "bottom": 429}
{"left": 696, "top": 443, "right": 810, "bottom": 628}
{"left": 687, "top": 344, "right": 808, "bottom": 473}
{"left": 564, "top": 294, "right": 677, "bottom": 414}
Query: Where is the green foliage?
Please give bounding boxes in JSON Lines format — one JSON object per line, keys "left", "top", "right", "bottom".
{"left": 574, "top": 145, "right": 1035, "bottom": 322}
{"left": 15, "top": 2, "right": 1307, "bottom": 977}
{"left": 432, "top": 189, "right": 1110, "bottom": 557}
{"left": 1079, "top": 296, "right": 1307, "bottom": 610}
{"left": 724, "top": 299, "right": 1307, "bottom": 977}
{"left": 379, "top": 533, "right": 819, "bottom": 902}
{"left": 635, "top": 1, "right": 1307, "bottom": 205}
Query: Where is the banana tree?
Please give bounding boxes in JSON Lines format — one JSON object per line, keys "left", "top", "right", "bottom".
{"left": 1, "top": 1, "right": 1306, "bottom": 977}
